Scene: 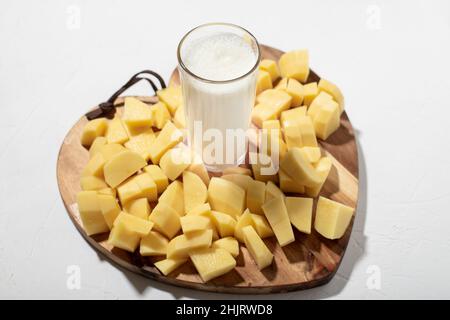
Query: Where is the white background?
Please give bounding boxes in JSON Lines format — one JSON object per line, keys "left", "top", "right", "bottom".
{"left": 1, "top": 0, "right": 449, "bottom": 299}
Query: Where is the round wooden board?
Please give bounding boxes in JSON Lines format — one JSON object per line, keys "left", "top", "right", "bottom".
{"left": 57, "top": 44, "right": 359, "bottom": 294}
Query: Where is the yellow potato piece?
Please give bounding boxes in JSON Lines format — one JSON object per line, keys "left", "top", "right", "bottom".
{"left": 303, "top": 82, "right": 319, "bottom": 106}
{"left": 249, "top": 152, "right": 278, "bottom": 183}
{"left": 105, "top": 116, "right": 129, "bottom": 145}
{"left": 186, "top": 203, "right": 211, "bottom": 216}
{"left": 250, "top": 214, "right": 274, "bottom": 238}
{"left": 167, "top": 229, "right": 213, "bottom": 259}
{"left": 314, "top": 197, "right": 354, "bottom": 239}
{"left": 140, "top": 231, "right": 168, "bottom": 256}
{"left": 122, "top": 97, "right": 153, "bottom": 130}
{"left": 220, "top": 174, "right": 253, "bottom": 190}
{"left": 97, "top": 187, "right": 116, "bottom": 197}
{"left": 103, "top": 151, "right": 146, "bottom": 188}
{"left": 308, "top": 91, "right": 333, "bottom": 120}
{"left": 151, "top": 101, "right": 171, "bottom": 129}
{"left": 279, "top": 169, "right": 305, "bottom": 193}
{"left": 180, "top": 215, "right": 211, "bottom": 234}
{"left": 234, "top": 209, "right": 254, "bottom": 243}
{"left": 305, "top": 157, "right": 332, "bottom": 197}
{"left": 262, "top": 196, "right": 295, "bottom": 246}
{"left": 208, "top": 177, "right": 245, "bottom": 218}
{"left": 158, "top": 180, "right": 184, "bottom": 216}
{"left": 190, "top": 247, "right": 236, "bottom": 282}
{"left": 81, "top": 152, "right": 106, "bottom": 178}
{"left": 77, "top": 191, "right": 109, "bottom": 236}
{"left": 251, "top": 103, "right": 278, "bottom": 128}
{"left": 98, "top": 194, "right": 121, "bottom": 229}
{"left": 159, "top": 147, "right": 191, "bottom": 181}
{"left": 123, "top": 198, "right": 151, "bottom": 220}
{"left": 246, "top": 179, "right": 265, "bottom": 215}
{"left": 276, "top": 78, "right": 304, "bottom": 107}
{"left": 117, "top": 178, "right": 142, "bottom": 204}
{"left": 242, "top": 225, "right": 273, "bottom": 270}
{"left": 265, "top": 181, "right": 285, "bottom": 202}
{"left": 157, "top": 86, "right": 182, "bottom": 115}
{"left": 148, "top": 202, "right": 181, "bottom": 239}
{"left": 133, "top": 172, "right": 158, "bottom": 201}
{"left": 259, "top": 59, "right": 280, "bottom": 82}
{"left": 280, "top": 106, "right": 307, "bottom": 129}
{"left": 222, "top": 167, "right": 252, "bottom": 176}
{"left": 261, "top": 120, "right": 285, "bottom": 157}
{"left": 124, "top": 129, "right": 155, "bottom": 161}
{"left": 279, "top": 49, "right": 309, "bottom": 83}
{"left": 300, "top": 146, "right": 321, "bottom": 163}
{"left": 173, "top": 104, "right": 186, "bottom": 128}
{"left": 81, "top": 118, "right": 108, "bottom": 147}
{"left": 211, "top": 211, "right": 237, "bottom": 238}
{"left": 280, "top": 148, "right": 321, "bottom": 188}
{"left": 154, "top": 258, "right": 187, "bottom": 276}
{"left": 143, "top": 165, "right": 169, "bottom": 194}
{"left": 310, "top": 98, "right": 341, "bottom": 140}
{"left": 297, "top": 116, "right": 318, "bottom": 147}
{"left": 148, "top": 121, "right": 183, "bottom": 164}
{"left": 107, "top": 222, "right": 141, "bottom": 252}
{"left": 89, "top": 136, "right": 107, "bottom": 158}
{"left": 256, "top": 70, "right": 273, "bottom": 95}
{"left": 284, "top": 125, "right": 303, "bottom": 150}
{"left": 285, "top": 196, "right": 313, "bottom": 234}
{"left": 212, "top": 237, "right": 239, "bottom": 258}
{"left": 256, "top": 89, "right": 292, "bottom": 114}
{"left": 183, "top": 171, "right": 207, "bottom": 213}
{"left": 318, "top": 78, "right": 345, "bottom": 113}
{"left": 113, "top": 211, "right": 153, "bottom": 237}
{"left": 98, "top": 143, "right": 127, "bottom": 161}
{"left": 186, "top": 158, "right": 211, "bottom": 187}
{"left": 80, "top": 176, "right": 107, "bottom": 191}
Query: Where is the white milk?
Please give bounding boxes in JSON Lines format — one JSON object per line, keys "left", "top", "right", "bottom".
{"left": 179, "top": 32, "right": 259, "bottom": 171}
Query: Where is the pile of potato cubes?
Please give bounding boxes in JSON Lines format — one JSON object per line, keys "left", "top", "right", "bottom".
{"left": 76, "top": 49, "right": 354, "bottom": 283}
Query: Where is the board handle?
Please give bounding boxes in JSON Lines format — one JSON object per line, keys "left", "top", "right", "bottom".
{"left": 85, "top": 70, "right": 166, "bottom": 120}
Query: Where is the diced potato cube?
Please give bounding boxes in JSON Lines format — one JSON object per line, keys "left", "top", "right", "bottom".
{"left": 148, "top": 121, "right": 183, "bottom": 164}
{"left": 124, "top": 129, "right": 155, "bottom": 161}
{"left": 173, "top": 104, "right": 186, "bottom": 128}
{"left": 183, "top": 171, "right": 207, "bottom": 213}
{"left": 186, "top": 155, "right": 210, "bottom": 187}
{"left": 310, "top": 98, "right": 341, "bottom": 140}
{"left": 154, "top": 258, "right": 187, "bottom": 276}
{"left": 283, "top": 125, "right": 303, "bottom": 150}
{"left": 280, "top": 106, "right": 307, "bottom": 129}
{"left": 159, "top": 147, "right": 191, "bottom": 181}
{"left": 261, "top": 120, "right": 286, "bottom": 157}
{"left": 256, "top": 70, "right": 273, "bottom": 95}
{"left": 211, "top": 211, "right": 237, "bottom": 237}
{"left": 97, "top": 187, "right": 116, "bottom": 197}
{"left": 80, "top": 176, "right": 107, "bottom": 191}
{"left": 280, "top": 148, "right": 321, "bottom": 187}
{"left": 81, "top": 152, "right": 106, "bottom": 178}
{"left": 259, "top": 59, "right": 280, "bottom": 82}
{"left": 262, "top": 196, "right": 295, "bottom": 246}
{"left": 143, "top": 165, "right": 169, "bottom": 194}
{"left": 107, "top": 222, "right": 141, "bottom": 252}
{"left": 180, "top": 215, "right": 211, "bottom": 234}
{"left": 151, "top": 101, "right": 171, "bottom": 129}
{"left": 98, "top": 194, "right": 121, "bottom": 229}
{"left": 314, "top": 197, "right": 354, "bottom": 239}
{"left": 234, "top": 209, "right": 254, "bottom": 243}
{"left": 157, "top": 86, "right": 182, "bottom": 115}
{"left": 256, "top": 89, "right": 292, "bottom": 113}
{"left": 117, "top": 178, "right": 142, "bottom": 204}
{"left": 98, "top": 143, "right": 127, "bottom": 161}
{"left": 186, "top": 203, "right": 211, "bottom": 216}
{"left": 305, "top": 157, "right": 332, "bottom": 197}
{"left": 249, "top": 152, "right": 278, "bottom": 183}
{"left": 113, "top": 211, "right": 153, "bottom": 237}
{"left": 158, "top": 180, "right": 184, "bottom": 216}
{"left": 140, "top": 231, "right": 168, "bottom": 256}
{"left": 246, "top": 179, "right": 265, "bottom": 215}
{"left": 167, "top": 229, "right": 213, "bottom": 259}
{"left": 221, "top": 174, "right": 253, "bottom": 190}
{"left": 77, "top": 191, "right": 109, "bottom": 236}
{"left": 250, "top": 214, "right": 274, "bottom": 238}
{"left": 122, "top": 97, "right": 153, "bottom": 130}
{"left": 279, "top": 49, "right": 309, "bottom": 83}
{"left": 212, "top": 237, "right": 239, "bottom": 258}
{"left": 149, "top": 202, "right": 181, "bottom": 239}
{"left": 300, "top": 146, "right": 321, "bottom": 163}
{"left": 103, "top": 151, "right": 146, "bottom": 188}
{"left": 190, "top": 248, "right": 236, "bottom": 282}
{"left": 242, "top": 225, "right": 273, "bottom": 270}
{"left": 208, "top": 177, "right": 245, "bottom": 218}
{"left": 265, "top": 181, "right": 285, "bottom": 202}
{"left": 222, "top": 167, "right": 252, "bottom": 176}
{"left": 251, "top": 103, "right": 278, "bottom": 128}
{"left": 89, "top": 136, "right": 107, "bottom": 158}
{"left": 81, "top": 118, "right": 108, "bottom": 147}
{"left": 105, "top": 116, "right": 129, "bottom": 145}
{"left": 133, "top": 172, "right": 157, "bottom": 201}
{"left": 303, "top": 82, "right": 319, "bottom": 106}
{"left": 279, "top": 169, "right": 305, "bottom": 193}
{"left": 308, "top": 91, "right": 333, "bottom": 120}
{"left": 276, "top": 78, "right": 304, "bottom": 107}
{"left": 285, "top": 197, "right": 313, "bottom": 234}
{"left": 123, "top": 198, "right": 151, "bottom": 220}
{"left": 297, "top": 116, "right": 318, "bottom": 147}
{"left": 318, "top": 78, "right": 344, "bottom": 113}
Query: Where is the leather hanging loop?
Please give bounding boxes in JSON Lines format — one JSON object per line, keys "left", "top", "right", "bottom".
{"left": 85, "top": 70, "right": 167, "bottom": 120}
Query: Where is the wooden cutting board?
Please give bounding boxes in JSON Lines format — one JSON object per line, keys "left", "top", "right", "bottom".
{"left": 57, "top": 44, "right": 359, "bottom": 294}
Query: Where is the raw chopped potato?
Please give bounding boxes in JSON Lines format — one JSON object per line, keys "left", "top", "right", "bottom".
{"left": 256, "top": 89, "right": 292, "bottom": 114}
{"left": 103, "top": 151, "right": 146, "bottom": 188}
{"left": 250, "top": 214, "right": 274, "bottom": 238}
{"left": 106, "top": 116, "right": 129, "bottom": 145}
{"left": 190, "top": 247, "right": 236, "bottom": 282}
{"left": 159, "top": 147, "right": 191, "bottom": 180}
{"left": 285, "top": 197, "right": 313, "bottom": 234}
{"left": 212, "top": 237, "right": 239, "bottom": 258}
{"left": 157, "top": 86, "right": 182, "bottom": 115}
{"left": 158, "top": 180, "right": 184, "bottom": 216}
{"left": 276, "top": 78, "right": 304, "bottom": 107}
{"left": 280, "top": 147, "right": 321, "bottom": 187}
{"left": 279, "top": 169, "right": 305, "bottom": 194}
{"left": 173, "top": 104, "right": 186, "bottom": 128}
{"left": 256, "top": 70, "right": 273, "bottom": 95}
{"left": 80, "top": 176, "right": 107, "bottom": 191}
{"left": 77, "top": 191, "right": 109, "bottom": 236}
{"left": 154, "top": 258, "right": 187, "bottom": 276}
{"left": 265, "top": 181, "right": 285, "bottom": 202}
{"left": 180, "top": 215, "right": 212, "bottom": 234}
{"left": 89, "top": 136, "right": 107, "bottom": 158}
{"left": 314, "top": 197, "right": 354, "bottom": 239}
{"left": 318, "top": 78, "right": 344, "bottom": 113}
{"left": 302, "top": 82, "right": 319, "bottom": 106}
{"left": 220, "top": 174, "right": 253, "bottom": 190}
{"left": 140, "top": 231, "right": 169, "bottom": 256}
{"left": 242, "top": 225, "right": 273, "bottom": 270}
{"left": 151, "top": 101, "right": 171, "bottom": 129}
{"left": 305, "top": 157, "right": 332, "bottom": 197}
{"left": 123, "top": 198, "right": 151, "bottom": 220}
{"left": 123, "top": 129, "right": 155, "bottom": 160}
{"left": 183, "top": 171, "right": 207, "bottom": 213}
{"left": 259, "top": 59, "right": 280, "bottom": 82}
{"left": 222, "top": 167, "right": 252, "bottom": 176}
{"left": 113, "top": 211, "right": 153, "bottom": 236}
{"left": 279, "top": 49, "right": 309, "bottom": 82}
{"left": 262, "top": 196, "right": 295, "bottom": 246}
{"left": 148, "top": 121, "right": 183, "bottom": 164}
{"left": 98, "top": 194, "right": 121, "bottom": 229}
{"left": 299, "top": 146, "right": 321, "bottom": 163}
{"left": 149, "top": 202, "right": 181, "bottom": 239}
{"left": 167, "top": 229, "right": 213, "bottom": 259}
{"left": 143, "top": 165, "right": 169, "bottom": 194}
{"left": 246, "top": 179, "right": 265, "bottom": 215}
{"left": 122, "top": 97, "right": 153, "bottom": 130}
{"left": 81, "top": 118, "right": 108, "bottom": 147}
{"left": 208, "top": 177, "right": 245, "bottom": 218}
{"left": 234, "top": 209, "right": 254, "bottom": 243}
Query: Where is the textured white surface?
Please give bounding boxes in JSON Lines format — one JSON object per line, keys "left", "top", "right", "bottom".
{"left": 1, "top": 0, "right": 450, "bottom": 299}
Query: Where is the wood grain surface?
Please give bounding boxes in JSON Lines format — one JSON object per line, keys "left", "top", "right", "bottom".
{"left": 57, "top": 44, "right": 359, "bottom": 294}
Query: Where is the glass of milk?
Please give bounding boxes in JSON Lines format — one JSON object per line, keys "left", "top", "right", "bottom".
{"left": 177, "top": 23, "right": 260, "bottom": 172}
